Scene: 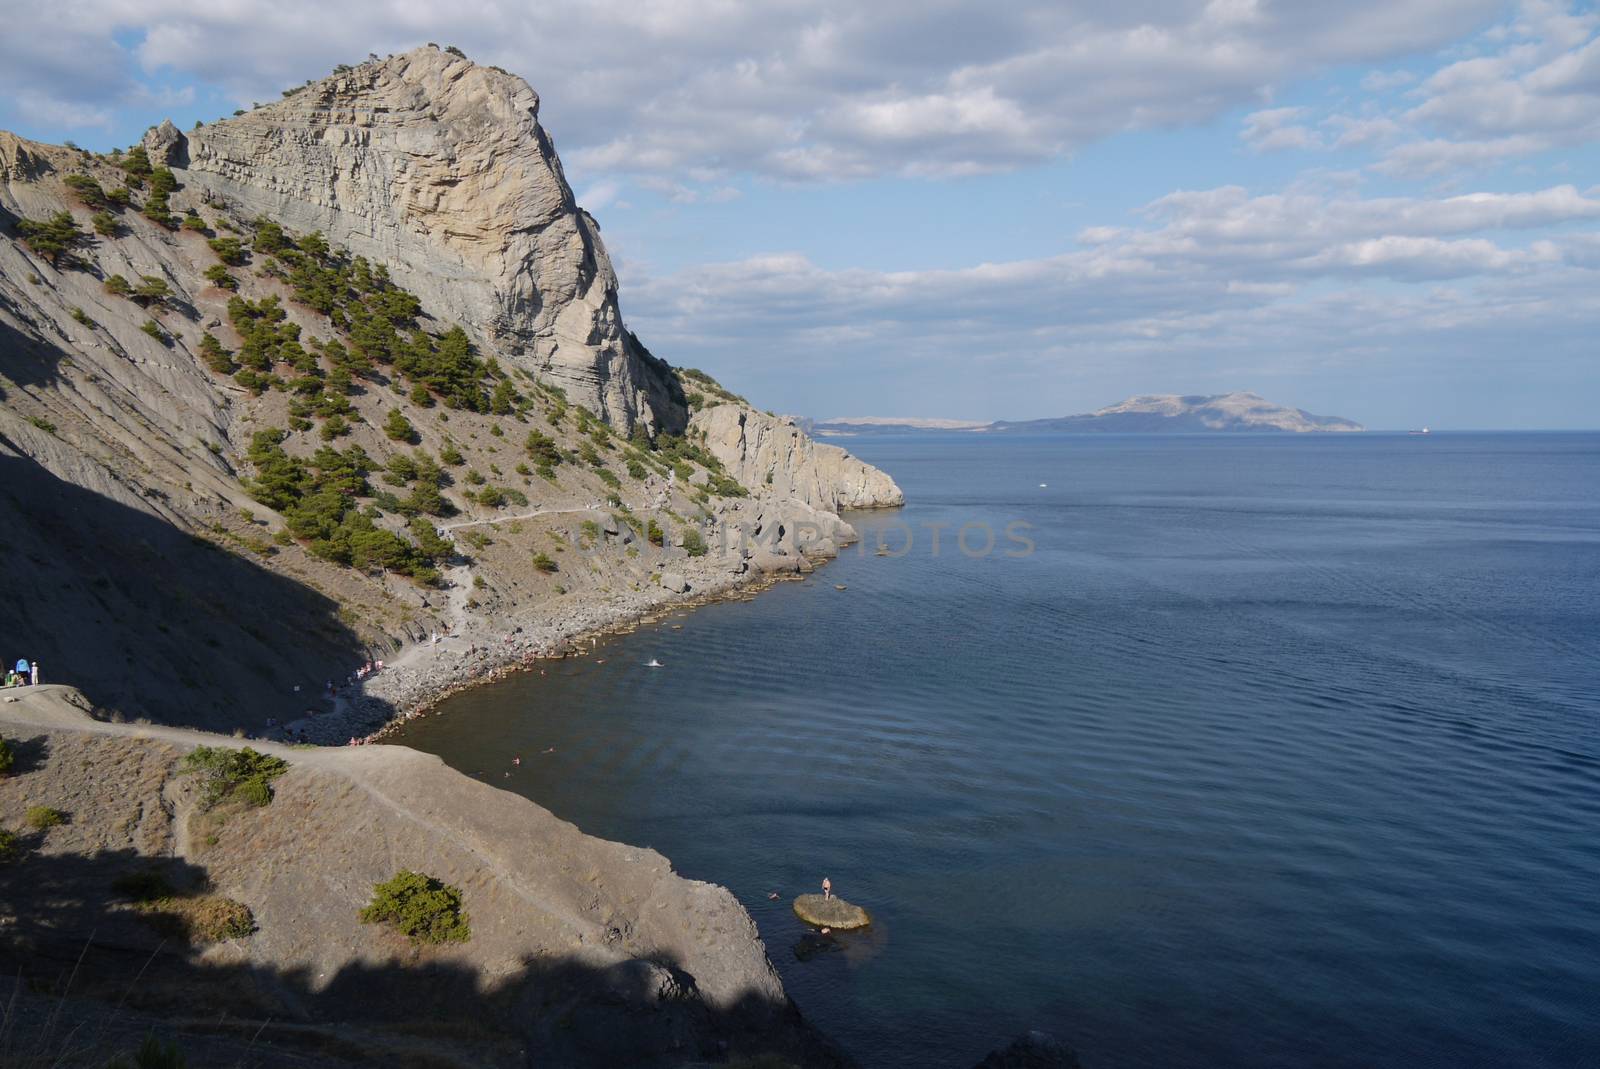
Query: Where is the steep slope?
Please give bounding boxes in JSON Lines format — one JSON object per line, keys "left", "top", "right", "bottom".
{"left": 990, "top": 392, "right": 1363, "bottom": 433}
{"left": 0, "top": 45, "right": 901, "bottom": 738}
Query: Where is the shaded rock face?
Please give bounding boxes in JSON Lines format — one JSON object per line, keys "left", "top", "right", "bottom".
{"left": 167, "top": 47, "right": 681, "bottom": 434}
{"left": 792, "top": 893, "right": 871, "bottom": 929}
{"left": 693, "top": 404, "right": 904, "bottom": 511}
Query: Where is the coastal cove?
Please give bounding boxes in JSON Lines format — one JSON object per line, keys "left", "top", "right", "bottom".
{"left": 392, "top": 431, "right": 1600, "bottom": 1069}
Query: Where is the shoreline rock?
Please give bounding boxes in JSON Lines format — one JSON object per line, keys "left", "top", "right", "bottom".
{"left": 793, "top": 894, "right": 871, "bottom": 930}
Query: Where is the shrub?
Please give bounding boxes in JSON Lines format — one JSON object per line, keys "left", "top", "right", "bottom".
{"left": 199, "top": 332, "right": 235, "bottom": 373}
{"left": 25, "top": 805, "right": 66, "bottom": 830}
{"left": 682, "top": 528, "right": 707, "bottom": 557}
{"left": 92, "top": 210, "right": 118, "bottom": 236}
{"left": 104, "top": 274, "right": 133, "bottom": 297}
{"left": 17, "top": 211, "right": 86, "bottom": 265}
{"left": 531, "top": 551, "right": 558, "bottom": 574}
{"left": 70, "top": 306, "right": 95, "bottom": 327}
{"left": 439, "top": 442, "right": 464, "bottom": 466}
{"left": 141, "top": 320, "right": 168, "bottom": 343}
{"left": 360, "top": 870, "right": 471, "bottom": 945}
{"left": 63, "top": 173, "right": 108, "bottom": 207}
{"left": 114, "top": 868, "right": 256, "bottom": 944}
{"left": 132, "top": 275, "right": 173, "bottom": 305}
{"left": 181, "top": 213, "right": 208, "bottom": 232}
{"left": 179, "top": 745, "right": 289, "bottom": 810}
{"left": 0, "top": 829, "right": 23, "bottom": 864}
{"left": 525, "top": 429, "right": 562, "bottom": 468}
{"left": 208, "top": 236, "right": 247, "bottom": 265}
{"left": 646, "top": 519, "right": 665, "bottom": 547}
{"left": 708, "top": 473, "right": 748, "bottom": 498}
{"left": 203, "top": 263, "right": 238, "bottom": 290}
{"left": 384, "top": 408, "right": 417, "bottom": 443}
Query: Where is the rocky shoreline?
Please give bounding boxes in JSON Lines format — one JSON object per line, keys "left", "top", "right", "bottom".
{"left": 291, "top": 554, "right": 814, "bottom": 746}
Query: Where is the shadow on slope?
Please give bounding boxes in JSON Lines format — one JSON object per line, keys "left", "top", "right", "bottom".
{"left": 0, "top": 449, "right": 390, "bottom": 734}
{"left": 0, "top": 289, "right": 78, "bottom": 394}
{"left": 0, "top": 844, "right": 850, "bottom": 1069}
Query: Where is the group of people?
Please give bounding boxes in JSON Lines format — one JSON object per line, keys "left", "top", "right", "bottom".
{"left": 3, "top": 658, "right": 38, "bottom": 688}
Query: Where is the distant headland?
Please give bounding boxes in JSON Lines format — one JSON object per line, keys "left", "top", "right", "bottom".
{"left": 806, "top": 392, "right": 1364, "bottom": 435}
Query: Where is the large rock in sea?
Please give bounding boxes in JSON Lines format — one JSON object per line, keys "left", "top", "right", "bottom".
{"left": 793, "top": 893, "right": 871, "bottom": 929}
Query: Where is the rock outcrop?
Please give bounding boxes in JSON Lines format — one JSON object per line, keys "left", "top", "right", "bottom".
{"left": 792, "top": 894, "right": 871, "bottom": 930}
{"left": 692, "top": 403, "right": 904, "bottom": 510}
{"left": 164, "top": 47, "right": 680, "bottom": 434}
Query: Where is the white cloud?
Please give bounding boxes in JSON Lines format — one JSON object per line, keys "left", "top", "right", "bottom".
{"left": 1241, "top": 107, "right": 1323, "bottom": 151}
{"left": 618, "top": 181, "right": 1600, "bottom": 420}
{"left": 0, "top": 0, "right": 1509, "bottom": 181}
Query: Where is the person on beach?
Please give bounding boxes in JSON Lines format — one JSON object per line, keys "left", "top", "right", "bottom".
{"left": 29, "top": 662, "right": 38, "bottom": 686}
{"left": 822, "top": 877, "right": 832, "bottom": 899}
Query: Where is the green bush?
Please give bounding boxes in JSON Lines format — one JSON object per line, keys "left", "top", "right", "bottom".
{"left": 531, "top": 551, "right": 558, "bottom": 574}
{"left": 208, "top": 236, "right": 247, "bottom": 265}
{"left": 104, "top": 273, "right": 133, "bottom": 297}
{"left": 384, "top": 408, "right": 417, "bottom": 442}
{"left": 203, "top": 263, "right": 239, "bottom": 290}
{"left": 0, "top": 736, "right": 13, "bottom": 774}
{"left": 178, "top": 745, "right": 289, "bottom": 810}
{"left": 92, "top": 210, "right": 118, "bottom": 236}
{"left": 63, "top": 173, "right": 108, "bottom": 207}
{"left": 682, "top": 528, "right": 707, "bottom": 557}
{"left": 646, "top": 519, "right": 665, "bottom": 547}
{"left": 140, "top": 319, "right": 167, "bottom": 343}
{"left": 17, "top": 211, "right": 86, "bottom": 265}
{"left": 25, "top": 805, "right": 65, "bottom": 830}
{"left": 132, "top": 275, "right": 173, "bottom": 305}
{"left": 0, "top": 829, "right": 20, "bottom": 863}
{"left": 360, "top": 870, "right": 471, "bottom": 945}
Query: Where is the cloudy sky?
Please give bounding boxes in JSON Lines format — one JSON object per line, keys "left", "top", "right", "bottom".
{"left": 4, "top": 1, "right": 1597, "bottom": 428}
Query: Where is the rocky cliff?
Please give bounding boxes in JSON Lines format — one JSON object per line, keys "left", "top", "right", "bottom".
{"left": 0, "top": 44, "right": 901, "bottom": 739}
{"left": 693, "top": 403, "right": 904, "bottom": 511}
{"left": 151, "top": 49, "right": 676, "bottom": 434}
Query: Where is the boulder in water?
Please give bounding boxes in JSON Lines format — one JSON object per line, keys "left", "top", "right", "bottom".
{"left": 792, "top": 893, "right": 870, "bottom": 929}
{"left": 971, "top": 1031, "right": 1082, "bottom": 1068}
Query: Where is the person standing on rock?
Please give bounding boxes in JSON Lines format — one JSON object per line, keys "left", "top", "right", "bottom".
{"left": 822, "top": 876, "right": 832, "bottom": 899}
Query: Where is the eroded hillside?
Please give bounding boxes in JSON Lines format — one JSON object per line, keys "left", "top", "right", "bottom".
{"left": 0, "top": 45, "right": 900, "bottom": 735}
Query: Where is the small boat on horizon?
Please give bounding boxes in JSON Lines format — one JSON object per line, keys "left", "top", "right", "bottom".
{"left": 645, "top": 658, "right": 664, "bottom": 668}
{"left": 1408, "top": 427, "right": 1431, "bottom": 436}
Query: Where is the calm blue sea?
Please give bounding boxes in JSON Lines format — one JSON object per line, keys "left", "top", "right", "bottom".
{"left": 392, "top": 432, "right": 1600, "bottom": 1068}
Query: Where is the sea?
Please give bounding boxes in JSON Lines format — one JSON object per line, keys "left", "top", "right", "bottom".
{"left": 389, "top": 431, "right": 1600, "bottom": 1068}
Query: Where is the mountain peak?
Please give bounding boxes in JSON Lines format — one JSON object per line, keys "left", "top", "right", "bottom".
{"left": 148, "top": 47, "right": 673, "bottom": 432}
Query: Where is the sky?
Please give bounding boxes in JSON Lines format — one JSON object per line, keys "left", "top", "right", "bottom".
{"left": 2, "top": 1, "right": 1597, "bottom": 428}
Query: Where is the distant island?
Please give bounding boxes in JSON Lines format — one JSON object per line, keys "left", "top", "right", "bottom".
{"left": 806, "top": 392, "right": 1363, "bottom": 435}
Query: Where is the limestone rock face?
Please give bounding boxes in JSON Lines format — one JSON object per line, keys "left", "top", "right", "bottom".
{"left": 792, "top": 894, "right": 871, "bottom": 929}
{"left": 692, "top": 404, "right": 903, "bottom": 511}
{"left": 170, "top": 47, "right": 681, "bottom": 434}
